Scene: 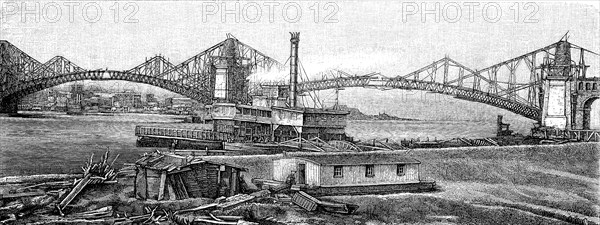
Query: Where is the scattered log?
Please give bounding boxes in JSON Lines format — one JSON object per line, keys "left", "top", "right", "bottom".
{"left": 57, "top": 173, "right": 92, "bottom": 216}
{"left": 16, "top": 181, "right": 72, "bottom": 191}
{"left": 217, "top": 194, "right": 256, "bottom": 211}
{"left": 209, "top": 213, "right": 225, "bottom": 222}
{"left": 112, "top": 213, "right": 154, "bottom": 224}
{"left": 0, "top": 174, "right": 82, "bottom": 185}
{"left": 0, "top": 213, "right": 16, "bottom": 224}
{"left": 275, "top": 193, "right": 292, "bottom": 203}
{"left": 213, "top": 215, "right": 243, "bottom": 221}
{"left": 68, "top": 206, "right": 113, "bottom": 220}
{"left": 0, "top": 202, "right": 25, "bottom": 215}
{"left": 175, "top": 203, "right": 218, "bottom": 214}
{"left": 249, "top": 190, "right": 270, "bottom": 198}
{"left": 28, "top": 217, "right": 118, "bottom": 224}
{"left": 180, "top": 215, "right": 243, "bottom": 221}
{"left": 28, "top": 194, "right": 56, "bottom": 207}
{"left": 193, "top": 218, "right": 238, "bottom": 225}
{"left": 215, "top": 196, "right": 227, "bottom": 204}
{"left": 0, "top": 190, "right": 46, "bottom": 200}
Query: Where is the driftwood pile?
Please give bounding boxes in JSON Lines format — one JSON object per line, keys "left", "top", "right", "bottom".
{"left": 1, "top": 150, "right": 360, "bottom": 224}
{"left": 0, "top": 151, "right": 120, "bottom": 223}
{"left": 251, "top": 178, "right": 359, "bottom": 214}
{"left": 169, "top": 192, "right": 263, "bottom": 225}
{"left": 57, "top": 151, "right": 120, "bottom": 215}
{"left": 166, "top": 181, "right": 359, "bottom": 225}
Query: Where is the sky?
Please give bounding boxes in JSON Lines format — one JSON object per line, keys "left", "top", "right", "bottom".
{"left": 1, "top": 1, "right": 599, "bottom": 125}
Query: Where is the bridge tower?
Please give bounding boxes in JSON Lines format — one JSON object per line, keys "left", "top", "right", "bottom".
{"left": 540, "top": 40, "right": 576, "bottom": 129}
{"left": 213, "top": 37, "right": 250, "bottom": 104}
{"left": 0, "top": 41, "right": 19, "bottom": 114}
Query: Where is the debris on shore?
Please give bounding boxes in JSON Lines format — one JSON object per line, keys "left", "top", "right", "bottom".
{"left": 57, "top": 151, "right": 119, "bottom": 215}
{"left": 0, "top": 150, "right": 359, "bottom": 224}
{"left": 0, "top": 151, "right": 120, "bottom": 223}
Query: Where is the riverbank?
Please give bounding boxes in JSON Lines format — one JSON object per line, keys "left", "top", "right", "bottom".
{"left": 1, "top": 143, "right": 597, "bottom": 224}
{"left": 201, "top": 143, "right": 599, "bottom": 224}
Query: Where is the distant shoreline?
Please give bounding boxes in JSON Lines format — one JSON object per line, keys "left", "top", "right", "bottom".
{"left": 348, "top": 118, "right": 419, "bottom": 121}
{"left": 344, "top": 107, "right": 420, "bottom": 121}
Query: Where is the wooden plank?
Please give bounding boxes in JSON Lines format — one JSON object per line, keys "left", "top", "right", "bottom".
{"left": 57, "top": 173, "right": 92, "bottom": 215}
{"left": 176, "top": 203, "right": 218, "bottom": 214}
{"left": 158, "top": 171, "right": 167, "bottom": 200}
{"left": 217, "top": 194, "right": 256, "bottom": 210}
{"left": 0, "top": 174, "right": 82, "bottom": 185}
{"left": 0, "top": 190, "right": 45, "bottom": 199}
{"left": 193, "top": 218, "right": 237, "bottom": 225}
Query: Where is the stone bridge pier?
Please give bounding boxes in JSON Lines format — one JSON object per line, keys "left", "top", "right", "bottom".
{"left": 540, "top": 40, "right": 600, "bottom": 131}
{"left": 574, "top": 78, "right": 600, "bottom": 129}
{"left": 0, "top": 98, "right": 19, "bottom": 114}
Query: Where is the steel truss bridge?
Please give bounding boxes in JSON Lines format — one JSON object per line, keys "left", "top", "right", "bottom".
{"left": 1, "top": 36, "right": 597, "bottom": 123}
{"left": 0, "top": 36, "right": 282, "bottom": 111}
{"left": 296, "top": 40, "right": 595, "bottom": 121}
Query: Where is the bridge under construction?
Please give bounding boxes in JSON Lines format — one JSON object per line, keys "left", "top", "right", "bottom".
{"left": 1, "top": 33, "right": 599, "bottom": 138}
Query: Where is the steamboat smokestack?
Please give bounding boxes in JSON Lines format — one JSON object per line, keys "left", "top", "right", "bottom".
{"left": 289, "top": 32, "right": 300, "bottom": 108}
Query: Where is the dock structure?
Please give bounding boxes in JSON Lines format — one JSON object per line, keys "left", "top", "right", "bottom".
{"left": 135, "top": 126, "right": 231, "bottom": 142}
{"left": 533, "top": 128, "right": 600, "bottom": 142}
{"left": 135, "top": 125, "right": 230, "bottom": 150}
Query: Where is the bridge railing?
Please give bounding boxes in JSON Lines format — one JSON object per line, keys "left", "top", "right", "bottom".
{"left": 135, "top": 125, "right": 230, "bottom": 142}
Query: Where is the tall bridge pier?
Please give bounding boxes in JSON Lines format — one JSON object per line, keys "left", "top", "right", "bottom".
{"left": 540, "top": 40, "right": 600, "bottom": 130}
{"left": 0, "top": 98, "right": 18, "bottom": 114}
{"left": 540, "top": 40, "right": 574, "bottom": 129}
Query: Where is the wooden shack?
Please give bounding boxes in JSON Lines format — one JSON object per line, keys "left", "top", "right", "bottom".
{"left": 134, "top": 152, "right": 246, "bottom": 200}
{"left": 273, "top": 154, "right": 434, "bottom": 195}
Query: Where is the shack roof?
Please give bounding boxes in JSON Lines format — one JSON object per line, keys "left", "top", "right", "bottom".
{"left": 294, "top": 154, "right": 420, "bottom": 166}
{"left": 135, "top": 152, "right": 246, "bottom": 172}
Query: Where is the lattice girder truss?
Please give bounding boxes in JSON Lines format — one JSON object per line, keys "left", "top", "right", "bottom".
{"left": 0, "top": 38, "right": 282, "bottom": 104}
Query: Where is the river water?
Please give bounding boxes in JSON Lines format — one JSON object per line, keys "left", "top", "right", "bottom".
{"left": 0, "top": 112, "right": 533, "bottom": 176}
